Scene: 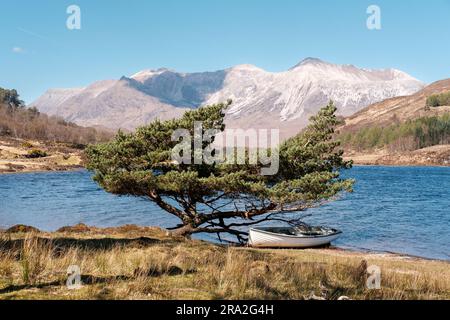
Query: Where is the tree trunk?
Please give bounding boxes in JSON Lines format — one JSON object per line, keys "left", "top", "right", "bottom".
{"left": 171, "top": 224, "right": 196, "bottom": 237}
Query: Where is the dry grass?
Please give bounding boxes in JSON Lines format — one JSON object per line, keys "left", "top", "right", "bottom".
{"left": 0, "top": 225, "right": 448, "bottom": 300}
{"left": 0, "top": 137, "right": 86, "bottom": 174}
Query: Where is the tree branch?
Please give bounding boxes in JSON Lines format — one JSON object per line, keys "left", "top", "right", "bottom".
{"left": 148, "top": 191, "right": 187, "bottom": 222}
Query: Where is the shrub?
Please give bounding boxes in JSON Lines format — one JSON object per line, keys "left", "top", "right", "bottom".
{"left": 21, "top": 141, "right": 34, "bottom": 148}
{"left": 26, "top": 149, "right": 48, "bottom": 158}
{"left": 426, "top": 91, "right": 450, "bottom": 107}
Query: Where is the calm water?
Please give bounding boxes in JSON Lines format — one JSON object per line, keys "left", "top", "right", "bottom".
{"left": 0, "top": 167, "right": 449, "bottom": 260}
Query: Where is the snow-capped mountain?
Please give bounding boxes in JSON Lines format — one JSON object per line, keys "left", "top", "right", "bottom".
{"left": 31, "top": 58, "right": 424, "bottom": 138}
{"left": 32, "top": 79, "right": 187, "bottom": 130}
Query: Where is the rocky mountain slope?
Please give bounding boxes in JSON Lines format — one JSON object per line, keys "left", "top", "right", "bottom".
{"left": 339, "top": 79, "right": 450, "bottom": 166}
{"left": 341, "top": 79, "right": 450, "bottom": 131}
{"left": 31, "top": 58, "right": 424, "bottom": 138}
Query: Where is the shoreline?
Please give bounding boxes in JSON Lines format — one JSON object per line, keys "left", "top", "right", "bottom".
{"left": 333, "top": 244, "right": 449, "bottom": 263}
{"left": 0, "top": 136, "right": 85, "bottom": 175}
{"left": 2, "top": 162, "right": 450, "bottom": 175}
{"left": 1, "top": 223, "right": 449, "bottom": 300}
{"left": 2, "top": 136, "right": 450, "bottom": 174}
{"left": 350, "top": 162, "right": 450, "bottom": 168}
{"left": 349, "top": 161, "right": 450, "bottom": 168}
{"left": 0, "top": 166, "right": 84, "bottom": 175}
{"left": 1, "top": 223, "right": 448, "bottom": 263}
{"left": 344, "top": 144, "right": 450, "bottom": 167}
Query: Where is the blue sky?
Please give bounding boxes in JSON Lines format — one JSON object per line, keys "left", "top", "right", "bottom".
{"left": 1, "top": 0, "right": 449, "bottom": 103}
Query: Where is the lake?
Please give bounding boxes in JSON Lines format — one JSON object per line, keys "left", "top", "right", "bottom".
{"left": 0, "top": 166, "right": 449, "bottom": 260}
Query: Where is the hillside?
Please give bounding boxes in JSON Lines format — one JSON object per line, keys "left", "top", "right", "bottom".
{"left": 0, "top": 107, "right": 112, "bottom": 147}
{"left": 339, "top": 79, "right": 450, "bottom": 165}
{"left": 0, "top": 87, "right": 114, "bottom": 173}
{"left": 342, "top": 79, "right": 450, "bottom": 130}
{"left": 30, "top": 58, "right": 424, "bottom": 139}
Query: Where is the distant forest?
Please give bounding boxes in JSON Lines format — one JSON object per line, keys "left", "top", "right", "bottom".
{"left": 0, "top": 87, "right": 112, "bottom": 145}
{"left": 340, "top": 113, "right": 450, "bottom": 152}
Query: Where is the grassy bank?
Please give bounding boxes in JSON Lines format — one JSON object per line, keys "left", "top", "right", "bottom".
{"left": 0, "top": 137, "right": 85, "bottom": 174}
{"left": 0, "top": 224, "right": 448, "bottom": 300}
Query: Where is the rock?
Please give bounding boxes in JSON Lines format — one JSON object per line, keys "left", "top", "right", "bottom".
{"left": 304, "top": 291, "right": 326, "bottom": 300}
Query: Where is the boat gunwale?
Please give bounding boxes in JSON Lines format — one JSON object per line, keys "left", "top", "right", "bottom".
{"left": 249, "top": 227, "right": 342, "bottom": 239}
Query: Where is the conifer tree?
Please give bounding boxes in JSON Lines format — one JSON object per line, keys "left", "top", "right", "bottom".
{"left": 86, "top": 101, "right": 353, "bottom": 243}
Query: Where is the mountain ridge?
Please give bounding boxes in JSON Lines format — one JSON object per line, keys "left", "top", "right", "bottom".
{"left": 31, "top": 58, "right": 425, "bottom": 138}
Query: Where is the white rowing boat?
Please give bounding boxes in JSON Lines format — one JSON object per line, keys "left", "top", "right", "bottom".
{"left": 248, "top": 226, "right": 342, "bottom": 248}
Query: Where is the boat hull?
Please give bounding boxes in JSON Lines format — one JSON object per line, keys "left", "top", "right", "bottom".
{"left": 249, "top": 228, "right": 342, "bottom": 248}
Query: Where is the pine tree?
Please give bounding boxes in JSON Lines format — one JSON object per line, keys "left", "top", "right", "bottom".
{"left": 86, "top": 101, "right": 353, "bottom": 243}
